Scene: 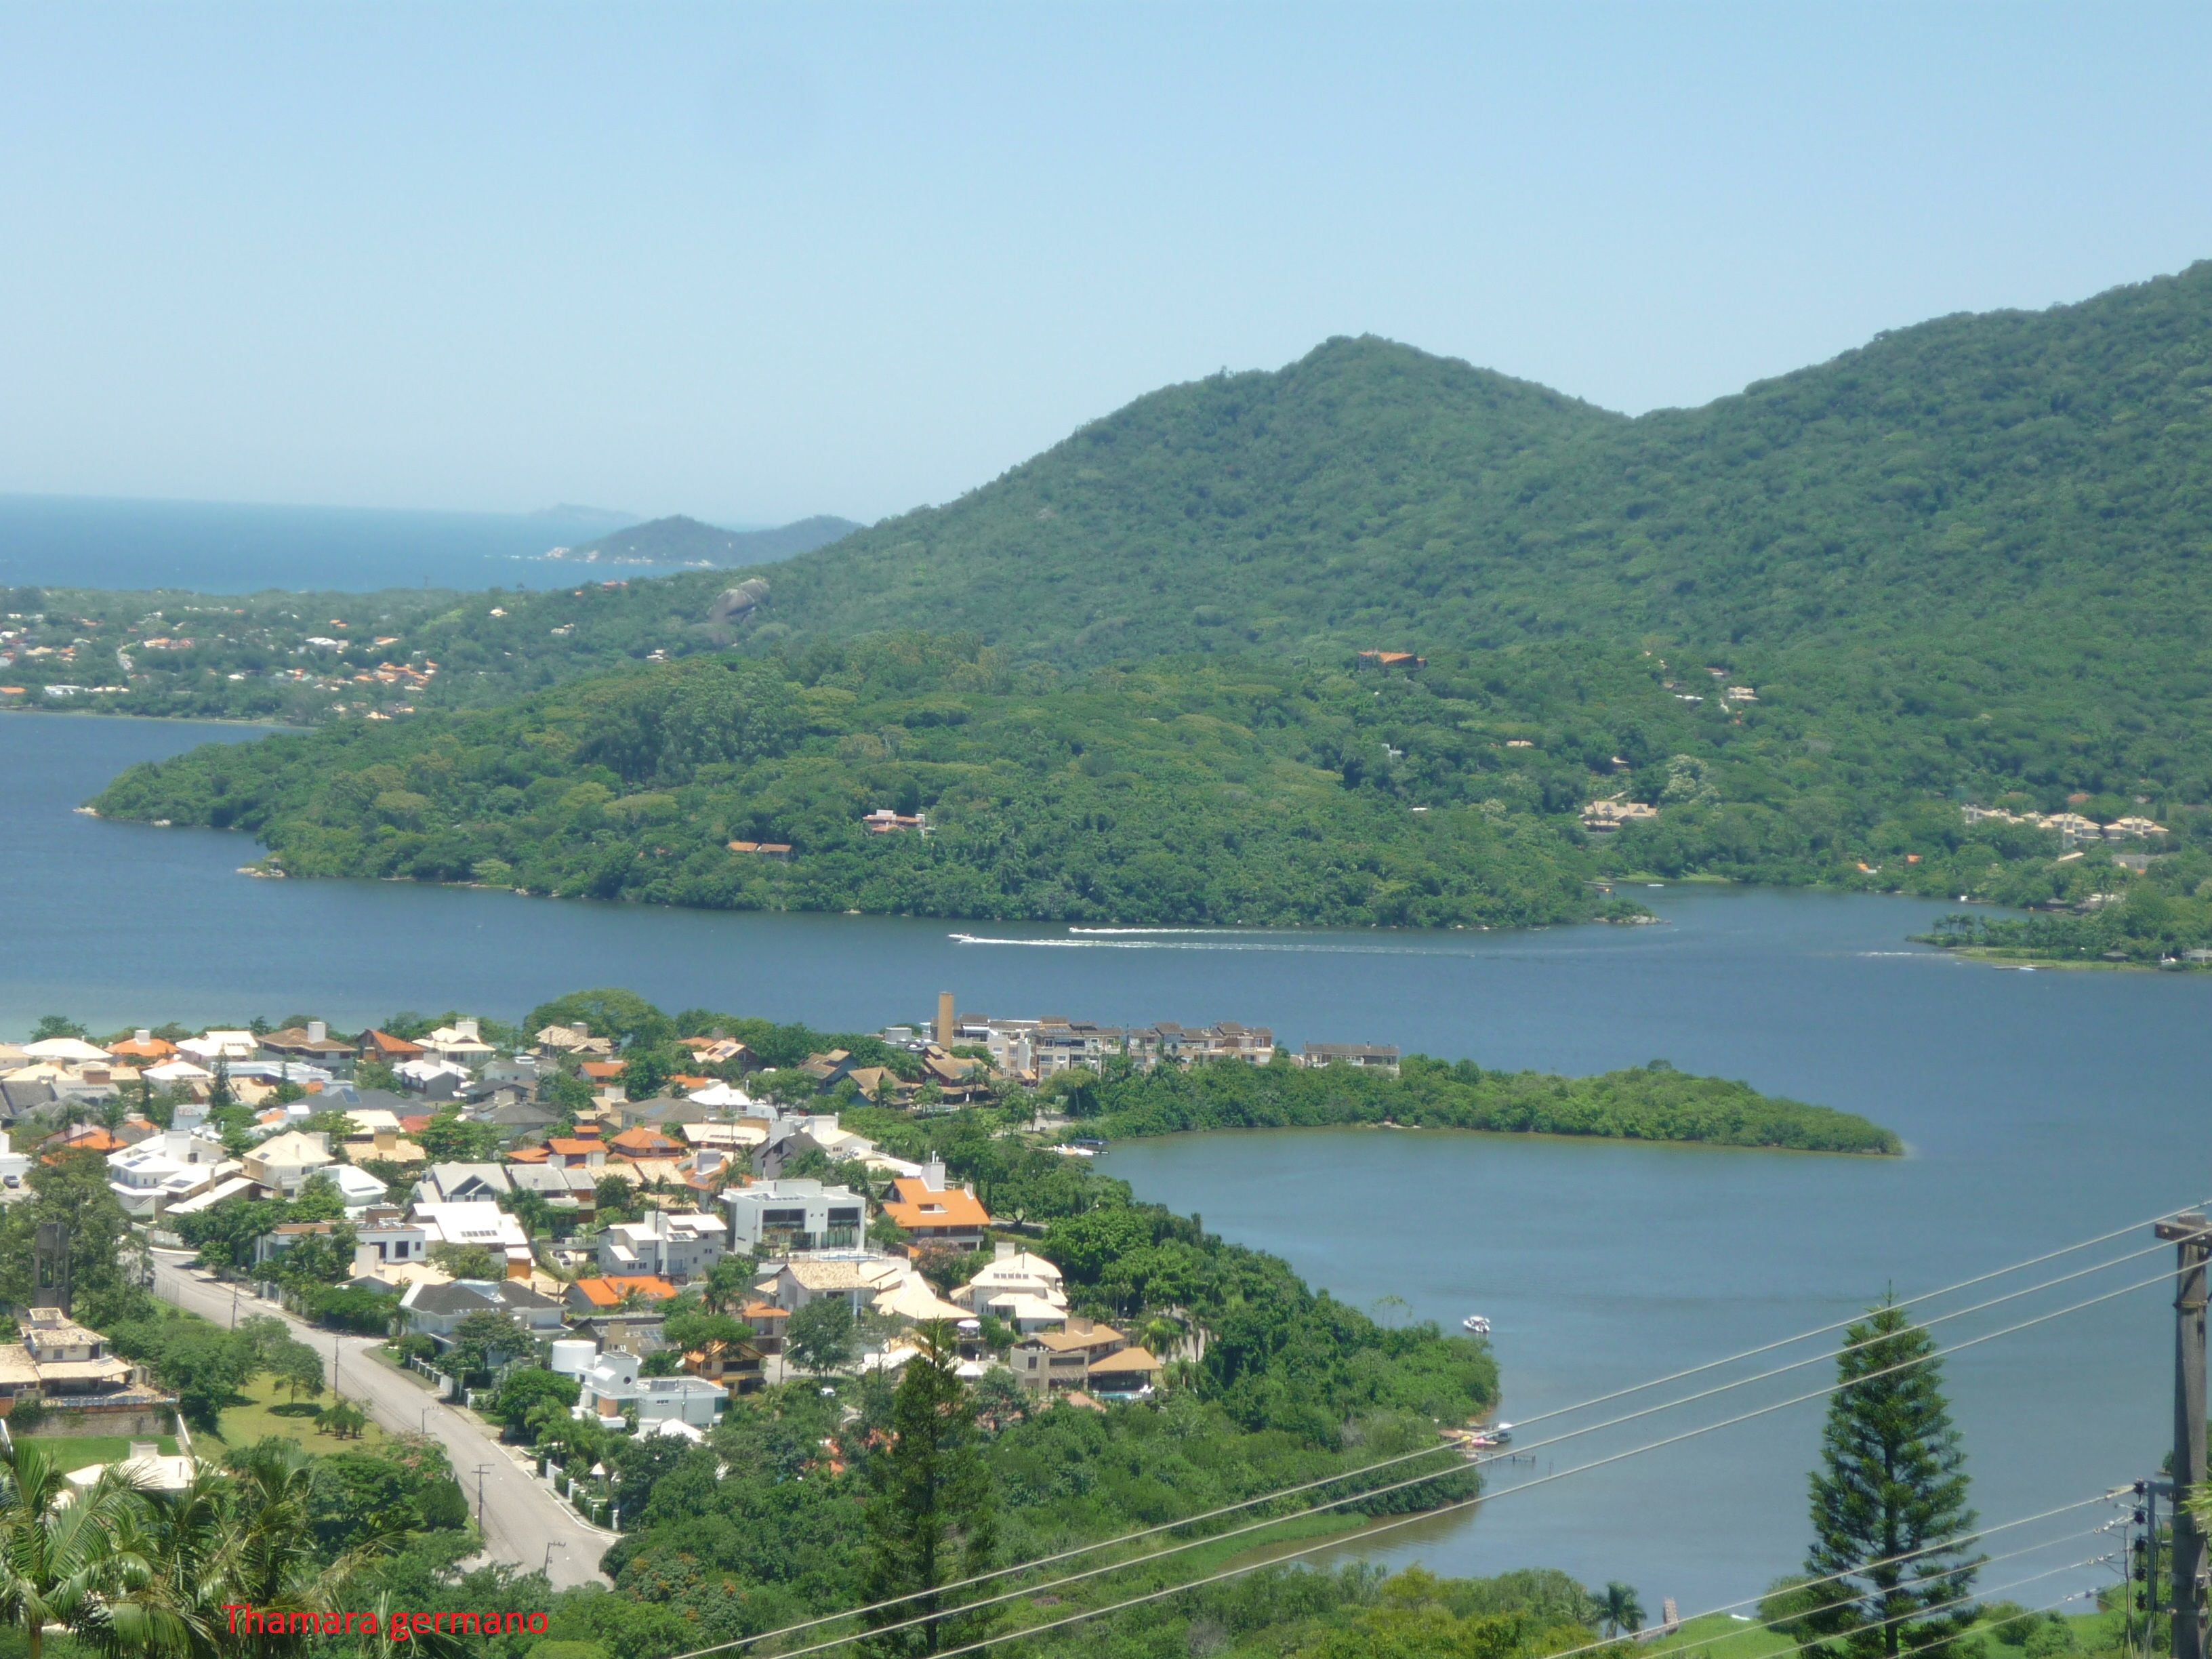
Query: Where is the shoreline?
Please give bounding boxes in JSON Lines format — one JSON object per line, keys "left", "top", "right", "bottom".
{"left": 1097, "top": 1119, "right": 1906, "bottom": 1161}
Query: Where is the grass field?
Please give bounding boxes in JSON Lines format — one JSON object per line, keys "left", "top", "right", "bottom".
{"left": 12, "top": 1435, "right": 182, "bottom": 1473}
{"left": 199, "top": 1372, "right": 390, "bottom": 1452}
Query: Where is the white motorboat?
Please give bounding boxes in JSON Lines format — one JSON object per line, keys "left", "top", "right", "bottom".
{"left": 1462, "top": 1314, "right": 1492, "bottom": 1335}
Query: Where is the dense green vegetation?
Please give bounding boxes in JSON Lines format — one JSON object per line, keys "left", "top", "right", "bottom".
{"left": 94, "top": 619, "right": 2194, "bottom": 925}
{"left": 1064, "top": 1054, "right": 1902, "bottom": 1155}
{"left": 91, "top": 637, "right": 1610, "bottom": 927}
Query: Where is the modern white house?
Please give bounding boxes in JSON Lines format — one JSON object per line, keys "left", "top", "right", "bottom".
{"left": 420, "top": 1020, "right": 498, "bottom": 1064}
{"left": 326, "top": 1164, "right": 393, "bottom": 1213}
{"left": 411, "top": 1200, "right": 533, "bottom": 1276}
{"left": 105, "top": 1129, "right": 237, "bottom": 1219}
{"left": 597, "top": 1210, "right": 725, "bottom": 1282}
{"left": 722, "top": 1179, "right": 867, "bottom": 1255}
{"left": 571, "top": 1349, "right": 726, "bottom": 1430}
{"left": 0, "top": 1130, "right": 32, "bottom": 1186}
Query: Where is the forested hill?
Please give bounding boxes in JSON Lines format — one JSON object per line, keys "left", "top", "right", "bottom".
{"left": 750, "top": 262, "right": 2212, "bottom": 671}
{"left": 567, "top": 512, "right": 860, "bottom": 565}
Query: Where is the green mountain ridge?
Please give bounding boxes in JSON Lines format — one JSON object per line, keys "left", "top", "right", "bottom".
{"left": 748, "top": 262, "right": 2212, "bottom": 674}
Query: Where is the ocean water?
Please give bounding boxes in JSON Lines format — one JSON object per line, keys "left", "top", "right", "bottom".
{"left": 0, "top": 493, "right": 695, "bottom": 593}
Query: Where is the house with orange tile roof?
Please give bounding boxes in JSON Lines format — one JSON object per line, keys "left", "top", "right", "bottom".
{"left": 882, "top": 1162, "right": 991, "bottom": 1249}
{"left": 565, "top": 1274, "right": 678, "bottom": 1313}
{"left": 546, "top": 1136, "right": 607, "bottom": 1170}
{"left": 106, "top": 1030, "right": 177, "bottom": 1062}
{"left": 358, "top": 1029, "right": 425, "bottom": 1063}
{"left": 607, "top": 1126, "right": 684, "bottom": 1162}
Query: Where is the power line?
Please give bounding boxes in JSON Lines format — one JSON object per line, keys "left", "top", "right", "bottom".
{"left": 1477, "top": 1490, "right": 2131, "bottom": 1659}
{"left": 685, "top": 1267, "right": 2171, "bottom": 1659}
{"left": 662, "top": 1208, "right": 2204, "bottom": 1659}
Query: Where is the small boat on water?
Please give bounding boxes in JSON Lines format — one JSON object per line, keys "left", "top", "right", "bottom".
{"left": 1462, "top": 1314, "right": 1492, "bottom": 1335}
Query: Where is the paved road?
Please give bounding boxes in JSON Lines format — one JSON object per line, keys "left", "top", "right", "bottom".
{"left": 146, "top": 1250, "right": 613, "bottom": 1589}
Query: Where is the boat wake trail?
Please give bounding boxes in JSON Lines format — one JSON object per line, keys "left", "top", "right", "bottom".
{"left": 947, "top": 931, "right": 1479, "bottom": 958}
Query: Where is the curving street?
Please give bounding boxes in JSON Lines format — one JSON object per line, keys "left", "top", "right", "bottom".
{"left": 146, "top": 1248, "right": 614, "bottom": 1590}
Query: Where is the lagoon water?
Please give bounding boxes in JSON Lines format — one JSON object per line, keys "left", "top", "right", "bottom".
{"left": 7, "top": 713, "right": 2205, "bottom": 1612}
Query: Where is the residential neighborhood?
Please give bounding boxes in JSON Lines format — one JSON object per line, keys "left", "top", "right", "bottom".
{"left": 0, "top": 992, "right": 1405, "bottom": 1450}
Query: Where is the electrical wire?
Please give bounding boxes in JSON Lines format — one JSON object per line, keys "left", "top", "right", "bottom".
{"left": 658, "top": 1206, "right": 2205, "bottom": 1659}
{"left": 1457, "top": 1491, "right": 2130, "bottom": 1659}
{"left": 672, "top": 1264, "right": 2171, "bottom": 1659}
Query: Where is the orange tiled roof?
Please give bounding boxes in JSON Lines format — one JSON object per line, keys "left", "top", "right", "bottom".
{"left": 361, "top": 1029, "right": 425, "bottom": 1058}
{"left": 579, "top": 1061, "right": 623, "bottom": 1081}
{"left": 548, "top": 1139, "right": 600, "bottom": 1158}
{"left": 883, "top": 1179, "right": 991, "bottom": 1233}
{"left": 571, "top": 1275, "right": 677, "bottom": 1307}
{"left": 506, "top": 1146, "right": 550, "bottom": 1164}
{"left": 741, "top": 1301, "right": 789, "bottom": 1322}
{"left": 107, "top": 1036, "right": 176, "bottom": 1060}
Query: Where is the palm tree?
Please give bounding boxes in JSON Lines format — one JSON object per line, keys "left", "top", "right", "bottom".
{"left": 0, "top": 1441, "right": 144, "bottom": 1659}
{"left": 96, "top": 1441, "right": 394, "bottom": 1657}
{"left": 1603, "top": 1581, "right": 1645, "bottom": 1639}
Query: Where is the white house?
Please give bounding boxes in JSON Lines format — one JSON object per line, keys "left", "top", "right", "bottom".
{"left": 722, "top": 1179, "right": 867, "bottom": 1256}
{"left": 954, "top": 1244, "right": 1070, "bottom": 1333}
{"left": 0, "top": 1130, "right": 29, "bottom": 1186}
{"left": 411, "top": 1201, "right": 533, "bottom": 1276}
{"left": 106, "top": 1129, "right": 237, "bottom": 1218}
{"left": 353, "top": 1212, "right": 430, "bottom": 1270}
{"left": 571, "top": 1349, "right": 726, "bottom": 1430}
{"left": 177, "top": 1030, "right": 259, "bottom": 1063}
{"left": 325, "top": 1163, "right": 393, "bottom": 1213}
{"left": 597, "top": 1210, "right": 724, "bottom": 1282}
{"left": 420, "top": 1020, "right": 497, "bottom": 1064}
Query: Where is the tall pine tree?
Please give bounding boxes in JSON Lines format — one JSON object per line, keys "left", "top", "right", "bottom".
{"left": 1805, "top": 1301, "right": 1983, "bottom": 1659}
{"left": 861, "top": 1320, "right": 996, "bottom": 1656}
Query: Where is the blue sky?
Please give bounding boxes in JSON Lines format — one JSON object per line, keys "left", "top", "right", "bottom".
{"left": 2, "top": 3, "right": 2207, "bottom": 525}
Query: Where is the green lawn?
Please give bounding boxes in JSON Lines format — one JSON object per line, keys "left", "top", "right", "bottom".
{"left": 12, "top": 1435, "right": 182, "bottom": 1474}
{"left": 199, "top": 1372, "right": 390, "bottom": 1452}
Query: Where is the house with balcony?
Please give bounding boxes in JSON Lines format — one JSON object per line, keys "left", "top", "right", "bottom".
{"left": 597, "top": 1210, "right": 724, "bottom": 1282}
{"left": 880, "top": 1162, "right": 990, "bottom": 1250}
{"left": 723, "top": 1179, "right": 867, "bottom": 1256}
{"left": 1010, "top": 1317, "right": 1160, "bottom": 1395}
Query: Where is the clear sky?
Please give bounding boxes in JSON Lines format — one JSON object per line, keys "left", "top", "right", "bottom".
{"left": 3, "top": 3, "right": 2207, "bottom": 526}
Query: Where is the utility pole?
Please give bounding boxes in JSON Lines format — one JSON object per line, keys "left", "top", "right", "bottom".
{"left": 474, "top": 1463, "right": 494, "bottom": 1531}
{"left": 2158, "top": 1211, "right": 2210, "bottom": 1659}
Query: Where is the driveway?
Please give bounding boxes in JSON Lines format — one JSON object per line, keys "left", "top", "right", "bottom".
{"left": 146, "top": 1249, "right": 613, "bottom": 1589}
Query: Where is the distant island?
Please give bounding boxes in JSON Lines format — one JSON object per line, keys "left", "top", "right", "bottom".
{"left": 545, "top": 512, "right": 861, "bottom": 569}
